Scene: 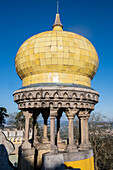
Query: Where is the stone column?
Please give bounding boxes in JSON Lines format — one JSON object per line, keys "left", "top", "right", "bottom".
{"left": 85, "top": 116, "right": 91, "bottom": 147}
{"left": 50, "top": 110, "right": 58, "bottom": 153}
{"left": 66, "top": 110, "right": 78, "bottom": 152}
{"left": 33, "top": 113, "right": 38, "bottom": 146}
{"left": 57, "top": 115, "right": 62, "bottom": 143}
{"left": 78, "top": 114, "right": 89, "bottom": 150}
{"left": 22, "top": 111, "right": 32, "bottom": 149}
{"left": 42, "top": 115, "right": 49, "bottom": 143}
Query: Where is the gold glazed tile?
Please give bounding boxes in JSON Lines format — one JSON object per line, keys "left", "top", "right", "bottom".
{"left": 15, "top": 28, "right": 99, "bottom": 87}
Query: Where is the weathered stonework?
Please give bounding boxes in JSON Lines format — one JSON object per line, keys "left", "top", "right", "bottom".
{"left": 13, "top": 85, "right": 99, "bottom": 147}
{"left": 13, "top": 84, "right": 99, "bottom": 169}
{"left": 13, "top": 85, "right": 99, "bottom": 111}
{"left": 0, "top": 131, "right": 15, "bottom": 170}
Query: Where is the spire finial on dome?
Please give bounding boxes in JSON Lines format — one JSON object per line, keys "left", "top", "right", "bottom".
{"left": 52, "top": 1, "right": 63, "bottom": 30}
{"left": 57, "top": 0, "right": 59, "bottom": 14}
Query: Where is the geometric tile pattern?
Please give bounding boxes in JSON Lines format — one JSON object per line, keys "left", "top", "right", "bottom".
{"left": 15, "top": 26, "right": 99, "bottom": 87}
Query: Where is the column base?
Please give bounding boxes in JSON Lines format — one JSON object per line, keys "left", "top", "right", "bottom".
{"left": 18, "top": 146, "right": 36, "bottom": 170}
{"left": 37, "top": 143, "right": 50, "bottom": 150}
{"left": 66, "top": 144, "right": 78, "bottom": 153}
{"left": 50, "top": 144, "right": 58, "bottom": 154}
{"left": 33, "top": 137, "right": 39, "bottom": 146}
{"left": 78, "top": 143, "right": 89, "bottom": 151}
{"left": 57, "top": 137, "right": 62, "bottom": 143}
{"left": 22, "top": 141, "right": 31, "bottom": 149}
{"left": 42, "top": 137, "right": 49, "bottom": 144}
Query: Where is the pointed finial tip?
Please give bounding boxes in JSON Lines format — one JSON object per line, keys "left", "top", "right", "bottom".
{"left": 52, "top": 0, "right": 63, "bottom": 30}
{"left": 57, "top": 1, "right": 59, "bottom": 14}
{"left": 52, "top": 13, "right": 63, "bottom": 29}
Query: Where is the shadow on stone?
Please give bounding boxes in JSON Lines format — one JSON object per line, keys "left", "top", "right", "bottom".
{"left": 0, "top": 144, "right": 16, "bottom": 170}
{"left": 18, "top": 146, "right": 38, "bottom": 170}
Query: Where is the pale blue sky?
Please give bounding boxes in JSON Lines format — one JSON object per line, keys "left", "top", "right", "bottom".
{"left": 0, "top": 0, "right": 113, "bottom": 118}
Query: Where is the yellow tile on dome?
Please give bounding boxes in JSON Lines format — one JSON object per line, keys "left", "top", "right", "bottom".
{"left": 34, "top": 48, "right": 39, "bottom": 53}
{"left": 46, "top": 58, "right": 51, "bottom": 65}
{"left": 51, "top": 32, "right": 57, "bottom": 36}
{"left": 30, "top": 53, "right": 35, "bottom": 60}
{"left": 51, "top": 46, "right": 57, "bottom": 52}
{"left": 51, "top": 52, "right": 57, "bottom": 58}
{"left": 30, "top": 49, "right": 34, "bottom": 54}
{"left": 56, "top": 33, "right": 62, "bottom": 37}
{"left": 46, "top": 36, "right": 51, "bottom": 41}
{"left": 39, "top": 53, "right": 45, "bottom": 58}
{"left": 74, "top": 54, "right": 79, "bottom": 61}
{"left": 63, "top": 58, "right": 68, "bottom": 65}
{"left": 26, "top": 45, "right": 30, "bottom": 50}
{"left": 42, "top": 65, "right": 46, "bottom": 71}
{"left": 63, "top": 52, "right": 68, "bottom": 58}
{"left": 52, "top": 37, "right": 57, "bottom": 41}
{"left": 58, "top": 41, "right": 63, "bottom": 46}
{"left": 45, "top": 53, "right": 51, "bottom": 58}
{"left": 80, "top": 55, "right": 85, "bottom": 60}
{"left": 40, "top": 59, "right": 45, "bottom": 65}
{"left": 31, "top": 39, "right": 35, "bottom": 43}
{"left": 67, "top": 66, "right": 73, "bottom": 73}
{"left": 57, "top": 37, "right": 62, "bottom": 41}
{"left": 58, "top": 58, "right": 63, "bottom": 64}
{"left": 62, "top": 65, "right": 67, "bottom": 72}
{"left": 34, "top": 53, "right": 39, "bottom": 59}
{"left": 58, "top": 65, "right": 62, "bottom": 72}
{"left": 64, "top": 47, "right": 69, "bottom": 52}
{"left": 45, "top": 41, "right": 51, "bottom": 46}
{"left": 35, "top": 43, "right": 40, "bottom": 48}
{"left": 52, "top": 58, "right": 57, "bottom": 64}
{"left": 68, "top": 59, "right": 73, "bottom": 65}
{"left": 51, "top": 41, "right": 57, "bottom": 46}
{"left": 35, "top": 60, "right": 40, "bottom": 65}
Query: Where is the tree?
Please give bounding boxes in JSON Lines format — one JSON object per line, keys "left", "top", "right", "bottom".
{"left": 14, "top": 111, "right": 25, "bottom": 130}
{"left": 0, "top": 107, "right": 9, "bottom": 127}
{"left": 8, "top": 111, "right": 40, "bottom": 132}
{"left": 7, "top": 112, "right": 17, "bottom": 128}
{"left": 89, "top": 113, "right": 113, "bottom": 170}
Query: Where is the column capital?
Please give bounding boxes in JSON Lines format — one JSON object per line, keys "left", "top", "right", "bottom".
{"left": 77, "top": 109, "right": 91, "bottom": 118}
{"left": 65, "top": 109, "right": 77, "bottom": 119}
{"left": 23, "top": 110, "right": 32, "bottom": 119}
{"left": 50, "top": 109, "right": 58, "bottom": 117}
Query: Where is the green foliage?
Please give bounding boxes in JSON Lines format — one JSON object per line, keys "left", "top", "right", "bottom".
{"left": 0, "top": 107, "right": 9, "bottom": 126}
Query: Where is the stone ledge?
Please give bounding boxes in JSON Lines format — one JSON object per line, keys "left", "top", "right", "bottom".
{"left": 42, "top": 149, "right": 93, "bottom": 170}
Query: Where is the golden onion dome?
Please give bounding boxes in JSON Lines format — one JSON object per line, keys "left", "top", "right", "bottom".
{"left": 15, "top": 13, "right": 99, "bottom": 87}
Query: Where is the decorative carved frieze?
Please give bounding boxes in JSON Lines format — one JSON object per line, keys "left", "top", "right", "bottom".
{"left": 13, "top": 86, "right": 99, "bottom": 110}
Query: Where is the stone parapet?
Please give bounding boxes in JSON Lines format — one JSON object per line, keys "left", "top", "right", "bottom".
{"left": 42, "top": 149, "right": 94, "bottom": 170}
{"left": 2, "top": 130, "right": 32, "bottom": 142}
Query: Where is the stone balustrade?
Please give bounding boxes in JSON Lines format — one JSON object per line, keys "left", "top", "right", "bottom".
{"left": 2, "top": 129, "right": 32, "bottom": 142}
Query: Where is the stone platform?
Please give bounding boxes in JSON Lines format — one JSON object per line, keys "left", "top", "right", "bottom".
{"left": 13, "top": 84, "right": 98, "bottom": 170}
{"left": 42, "top": 149, "right": 94, "bottom": 170}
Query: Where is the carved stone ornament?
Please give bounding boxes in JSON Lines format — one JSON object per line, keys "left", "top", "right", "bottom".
{"left": 13, "top": 86, "right": 99, "bottom": 111}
